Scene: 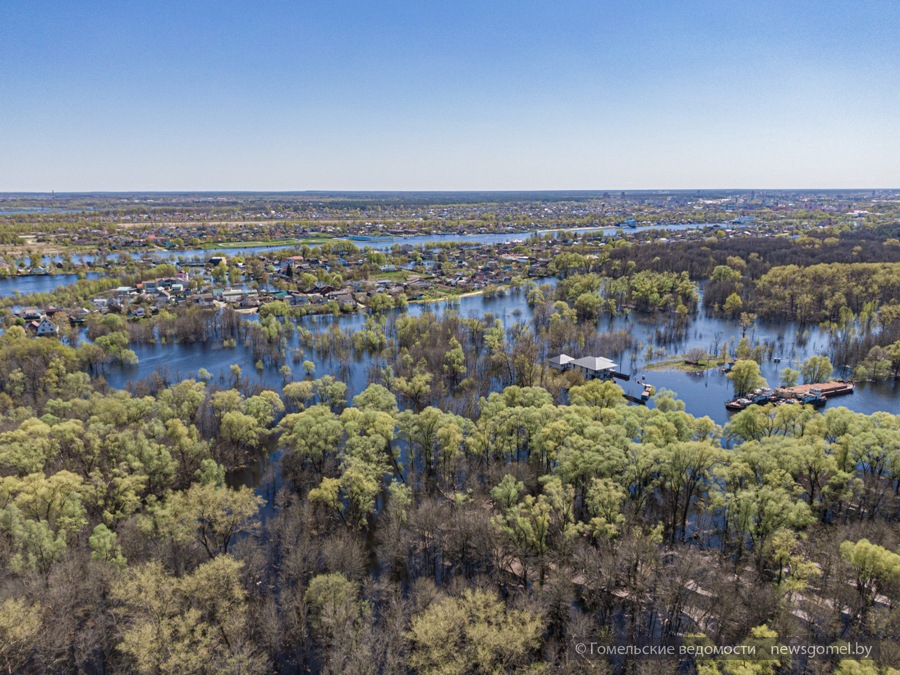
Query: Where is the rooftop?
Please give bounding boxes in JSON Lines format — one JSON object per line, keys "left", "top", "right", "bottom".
{"left": 573, "top": 356, "right": 617, "bottom": 372}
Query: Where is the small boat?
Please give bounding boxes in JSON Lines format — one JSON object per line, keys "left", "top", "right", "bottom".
{"left": 725, "top": 397, "right": 752, "bottom": 411}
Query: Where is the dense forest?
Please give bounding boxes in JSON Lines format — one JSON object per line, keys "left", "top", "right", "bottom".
{"left": 603, "top": 224, "right": 900, "bottom": 282}
{"left": 0, "top": 303, "right": 897, "bottom": 674}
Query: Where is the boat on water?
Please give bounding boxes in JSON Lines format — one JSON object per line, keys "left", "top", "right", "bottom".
{"left": 726, "top": 382, "right": 851, "bottom": 410}
{"left": 776, "top": 380, "right": 855, "bottom": 399}
{"left": 801, "top": 393, "right": 827, "bottom": 408}
{"left": 725, "top": 397, "right": 753, "bottom": 411}
{"left": 817, "top": 381, "right": 855, "bottom": 397}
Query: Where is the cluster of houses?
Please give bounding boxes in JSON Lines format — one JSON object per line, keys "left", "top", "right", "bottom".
{"left": 13, "top": 306, "right": 61, "bottom": 336}
{"left": 0, "top": 262, "right": 53, "bottom": 276}
{"left": 10, "top": 242, "right": 550, "bottom": 337}
{"left": 272, "top": 243, "right": 548, "bottom": 296}
{"left": 8, "top": 220, "right": 784, "bottom": 342}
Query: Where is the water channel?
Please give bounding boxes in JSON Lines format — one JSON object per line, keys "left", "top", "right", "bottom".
{"left": 0, "top": 273, "right": 101, "bottom": 297}
{"left": 17, "top": 221, "right": 732, "bottom": 268}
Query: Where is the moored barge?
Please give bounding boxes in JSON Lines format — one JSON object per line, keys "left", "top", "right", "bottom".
{"left": 775, "top": 380, "right": 855, "bottom": 399}
{"left": 726, "top": 381, "right": 852, "bottom": 410}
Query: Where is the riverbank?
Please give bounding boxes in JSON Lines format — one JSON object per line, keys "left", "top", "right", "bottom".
{"left": 200, "top": 236, "right": 334, "bottom": 250}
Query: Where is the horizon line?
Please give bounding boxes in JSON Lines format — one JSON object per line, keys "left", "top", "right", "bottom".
{"left": 1, "top": 187, "right": 897, "bottom": 196}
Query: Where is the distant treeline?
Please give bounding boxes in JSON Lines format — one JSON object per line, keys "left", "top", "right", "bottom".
{"left": 605, "top": 224, "right": 900, "bottom": 281}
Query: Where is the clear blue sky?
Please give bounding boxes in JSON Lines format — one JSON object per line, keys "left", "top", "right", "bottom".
{"left": 2, "top": 1, "right": 898, "bottom": 191}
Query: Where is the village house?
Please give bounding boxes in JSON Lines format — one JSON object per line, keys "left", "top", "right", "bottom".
{"left": 327, "top": 289, "right": 355, "bottom": 305}
{"left": 68, "top": 308, "right": 92, "bottom": 324}
{"left": 313, "top": 282, "right": 335, "bottom": 295}
{"left": 547, "top": 354, "right": 575, "bottom": 371}
{"left": 192, "top": 293, "right": 216, "bottom": 307}
{"left": 572, "top": 356, "right": 618, "bottom": 379}
{"left": 27, "top": 317, "right": 59, "bottom": 337}
{"left": 221, "top": 289, "right": 245, "bottom": 305}
{"left": 18, "top": 306, "right": 42, "bottom": 321}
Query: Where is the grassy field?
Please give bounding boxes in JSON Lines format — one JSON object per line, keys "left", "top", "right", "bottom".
{"left": 645, "top": 357, "right": 721, "bottom": 372}
{"left": 408, "top": 289, "right": 485, "bottom": 305}
{"left": 370, "top": 270, "right": 412, "bottom": 281}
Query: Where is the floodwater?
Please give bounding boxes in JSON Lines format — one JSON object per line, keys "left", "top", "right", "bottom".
{"left": 95, "top": 284, "right": 900, "bottom": 493}
{"left": 104, "top": 284, "right": 899, "bottom": 428}
{"left": 59, "top": 221, "right": 732, "bottom": 264}
{"left": 331, "top": 222, "right": 725, "bottom": 251}
{"left": 0, "top": 273, "right": 101, "bottom": 297}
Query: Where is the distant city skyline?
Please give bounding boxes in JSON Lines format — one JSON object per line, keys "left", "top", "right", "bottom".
{"left": 2, "top": 1, "right": 898, "bottom": 191}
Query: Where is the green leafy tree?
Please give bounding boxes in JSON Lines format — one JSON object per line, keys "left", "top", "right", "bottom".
{"left": 219, "top": 411, "right": 263, "bottom": 451}
{"left": 282, "top": 380, "right": 316, "bottom": 409}
{"left": 157, "top": 482, "right": 263, "bottom": 558}
{"left": 574, "top": 291, "right": 602, "bottom": 321}
{"left": 279, "top": 405, "right": 344, "bottom": 473}
{"left": 728, "top": 359, "right": 767, "bottom": 396}
{"left": 656, "top": 441, "right": 724, "bottom": 544}
{"left": 407, "top": 589, "right": 542, "bottom": 675}
{"left": 305, "top": 573, "right": 372, "bottom": 670}
{"left": 351, "top": 383, "right": 398, "bottom": 414}
{"left": 315, "top": 375, "right": 347, "bottom": 411}
{"left": 242, "top": 390, "right": 284, "bottom": 427}
{"left": 89, "top": 523, "right": 127, "bottom": 568}
{"left": 840, "top": 538, "right": 900, "bottom": 622}
{"left": 581, "top": 477, "right": 627, "bottom": 540}
{"left": 801, "top": 355, "right": 833, "bottom": 383}
{"left": 568, "top": 379, "right": 624, "bottom": 408}
{"left": 392, "top": 371, "right": 433, "bottom": 412}
{"left": 779, "top": 367, "right": 800, "bottom": 388}
{"left": 0, "top": 598, "right": 43, "bottom": 674}
{"left": 112, "top": 557, "right": 265, "bottom": 674}
{"left": 0, "top": 418, "right": 55, "bottom": 475}
{"left": 723, "top": 292, "right": 743, "bottom": 317}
